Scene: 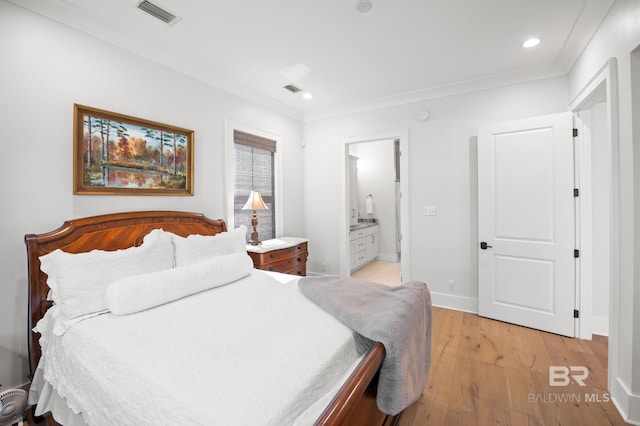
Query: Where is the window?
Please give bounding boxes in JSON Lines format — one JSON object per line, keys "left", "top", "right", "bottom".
{"left": 233, "top": 130, "right": 276, "bottom": 241}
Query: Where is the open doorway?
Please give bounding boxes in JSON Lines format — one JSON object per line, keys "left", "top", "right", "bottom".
{"left": 569, "top": 58, "right": 618, "bottom": 343}
{"left": 348, "top": 139, "right": 401, "bottom": 285}
{"left": 573, "top": 87, "right": 611, "bottom": 338}
{"left": 339, "top": 129, "right": 410, "bottom": 284}
{"left": 569, "top": 58, "right": 619, "bottom": 401}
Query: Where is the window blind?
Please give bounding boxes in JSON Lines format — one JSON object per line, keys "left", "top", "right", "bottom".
{"left": 233, "top": 130, "right": 276, "bottom": 152}
{"left": 233, "top": 130, "right": 276, "bottom": 241}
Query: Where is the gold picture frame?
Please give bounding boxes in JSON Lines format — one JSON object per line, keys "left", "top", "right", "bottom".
{"left": 73, "top": 104, "right": 194, "bottom": 195}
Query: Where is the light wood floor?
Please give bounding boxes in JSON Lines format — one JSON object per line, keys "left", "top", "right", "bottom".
{"left": 398, "top": 307, "right": 626, "bottom": 426}
{"left": 351, "top": 260, "right": 401, "bottom": 286}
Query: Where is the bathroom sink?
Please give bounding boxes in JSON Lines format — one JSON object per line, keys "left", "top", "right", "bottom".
{"left": 349, "top": 222, "right": 377, "bottom": 231}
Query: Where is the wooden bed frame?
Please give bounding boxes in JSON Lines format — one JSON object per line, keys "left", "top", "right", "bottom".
{"left": 25, "top": 211, "right": 399, "bottom": 426}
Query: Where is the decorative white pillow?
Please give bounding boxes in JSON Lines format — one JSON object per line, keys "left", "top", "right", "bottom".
{"left": 105, "top": 252, "right": 254, "bottom": 315}
{"left": 39, "top": 229, "right": 174, "bottom": 335}
{"left": 171, "top": 225, "right": 247, "bottom": 266}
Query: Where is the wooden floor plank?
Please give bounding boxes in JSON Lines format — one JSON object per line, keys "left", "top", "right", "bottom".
{"left": 398, "top": 307, "right": 627, "bottom": 426}
{"left": 505, "top": 365, "right": 543, "bottom": 420}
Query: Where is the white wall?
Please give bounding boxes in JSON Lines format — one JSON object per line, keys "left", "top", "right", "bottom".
{"left": 350, "top": 140, "right": 398, "bottom": 261}
{"left": 0, "top": 1, "right": 303, "bottom": 390}
{"left": 568, "top": 0, "right": 640, "bottom": 422}
{"left": 303, "top": 77, "right": 568, "bottom": 312}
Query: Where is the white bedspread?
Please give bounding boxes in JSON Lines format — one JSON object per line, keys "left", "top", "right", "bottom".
{"left": 33, "top": 270, "right": 368, "bottom": 426}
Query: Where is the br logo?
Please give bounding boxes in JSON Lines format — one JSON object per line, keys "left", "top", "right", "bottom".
{"left": 549, "top": 366, "right": 589, "bottom": 386}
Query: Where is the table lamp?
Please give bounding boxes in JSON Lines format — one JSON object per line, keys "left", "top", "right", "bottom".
{"left": 242, "top": 190, "right": 268, "bottom": 245}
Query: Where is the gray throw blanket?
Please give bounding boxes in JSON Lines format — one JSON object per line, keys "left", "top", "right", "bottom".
{"left": 298, "top": 276, "right": 432, "bottom": 416}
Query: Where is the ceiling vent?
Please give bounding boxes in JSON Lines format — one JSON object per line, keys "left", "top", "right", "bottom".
{"left": 283, "top": 84, "right": 302, "bottom": 93}
{"left": 136, "top": 1, "right": 181, "bottom": 25}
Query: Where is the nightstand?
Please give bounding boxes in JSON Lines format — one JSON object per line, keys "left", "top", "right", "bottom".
{"left": 246, "top": 237, "right": 308, "bottom": 276}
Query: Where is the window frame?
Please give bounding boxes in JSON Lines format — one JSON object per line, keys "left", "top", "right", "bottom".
{"left": 224, "top": 119, "right": 283, "bottom": 239}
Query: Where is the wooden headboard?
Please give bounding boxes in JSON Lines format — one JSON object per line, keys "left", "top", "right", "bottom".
{"left": 24, "top": 211, "right": 227, "bottom": 374}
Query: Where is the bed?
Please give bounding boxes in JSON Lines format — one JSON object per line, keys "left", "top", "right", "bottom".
{"left": 24, "top": 210, "right": 406, "bottom": 426}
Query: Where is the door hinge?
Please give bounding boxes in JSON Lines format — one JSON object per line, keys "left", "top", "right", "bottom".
{"left": 573, "top": 128, "right": 579, "bottom": 137}
{"left": 574, "top": 188, "right": 579, "bottom": 197}
{"left": 574, "top": 309, "right": 580, "bottom": 318}
{"left": 574, "top": 249, "right": 580, "bottom": 258}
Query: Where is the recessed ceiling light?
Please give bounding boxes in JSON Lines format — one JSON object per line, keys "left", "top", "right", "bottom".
{"left": 302, "top": 92, "right": 313, "bottom": 100}
{"left": 522, "top": 38, "right": 541, "bottom": 48}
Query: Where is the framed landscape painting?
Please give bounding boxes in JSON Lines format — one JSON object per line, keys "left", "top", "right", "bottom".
{"left": 73, "top": 104, "right": 194, "bottom": 195}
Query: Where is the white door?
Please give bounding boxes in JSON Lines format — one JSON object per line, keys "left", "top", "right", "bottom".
{"left": 478, "top": 112, "right": 575, "bottom": 337}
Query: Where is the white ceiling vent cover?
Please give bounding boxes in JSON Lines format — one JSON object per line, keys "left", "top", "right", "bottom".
{"left": 136, "top": 1, "right": 181, "bottom": 25}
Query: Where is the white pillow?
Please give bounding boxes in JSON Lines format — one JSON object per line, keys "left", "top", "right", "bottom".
{"left": 39, "top": 229, "right": 174, "bottom": 335}
{"left": 105, "top": 252, "right": 254, "bottom": 315}
{"left": 171, "top": 225, "right": 247, "bottom": 266}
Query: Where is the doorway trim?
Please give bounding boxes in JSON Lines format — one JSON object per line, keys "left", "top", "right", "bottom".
{"left": 568, "top": 58, "right": 619, "bottom": 388}
{"left": 339, "top": 129, "right": 410, "bottom": 280}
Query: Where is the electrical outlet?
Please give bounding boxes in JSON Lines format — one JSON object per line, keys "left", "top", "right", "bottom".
{"left": 447, "top": 279, "right": 455, "bottom": 291}
{"left": 423, "top": 206, "right": 437, "bottom": 216}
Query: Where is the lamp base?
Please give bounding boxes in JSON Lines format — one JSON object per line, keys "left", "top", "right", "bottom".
{"left": 248, "top": 231, "right": 261, "bottom": 245}
{"left": 248, "top": 211, "right": 261, "bottom": 245}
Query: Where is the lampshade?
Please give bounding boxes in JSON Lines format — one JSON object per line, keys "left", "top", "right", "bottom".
{"left": 242, "top": 190, "right": 268, "bottom": 211}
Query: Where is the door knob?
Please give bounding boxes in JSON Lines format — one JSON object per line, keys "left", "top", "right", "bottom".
{"left": 480, "top": 242, "right": 492, "bottom": 250}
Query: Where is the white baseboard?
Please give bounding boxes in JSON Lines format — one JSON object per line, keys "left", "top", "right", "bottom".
{"left": 430, "top": 292, "right": 478, "bottom": 314}
{"left": 611, "top": 376, "right": 640, "bottom": 425}
{"left": 376, "top": 253, "right": 399, "bottom": 262}
{"left": 591, "top": 314, "right": 609, "bottom": 336}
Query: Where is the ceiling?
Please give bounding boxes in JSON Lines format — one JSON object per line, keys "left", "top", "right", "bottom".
{"left": 9, "top": 0, "right": 613, "bottom": 120}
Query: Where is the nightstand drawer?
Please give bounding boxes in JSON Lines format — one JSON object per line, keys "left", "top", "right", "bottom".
{"left": 247, "top": 240, "right": 308, "bottom": 276}
{"left": 286, "top": 263, "right": 307, "bottom": 276}
{"left": 259, "top": 251, "right": 307, "bottom": 272}
{"left": 261, "top": 243, "right": 307, "bottom": 264}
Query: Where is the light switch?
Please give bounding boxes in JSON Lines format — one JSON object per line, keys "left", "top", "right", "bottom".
{"left": 423, "top": 206, "right": 436, "bottom": 216}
